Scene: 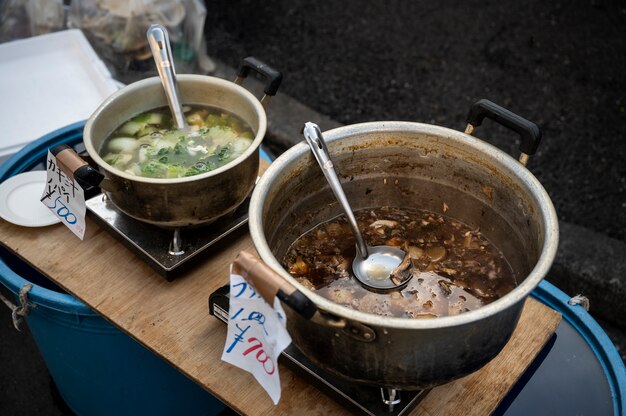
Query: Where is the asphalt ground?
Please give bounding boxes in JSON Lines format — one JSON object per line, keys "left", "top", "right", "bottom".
{"left": 203, "top": 0, "right": 626, "bottom": 242}
{"left": 201, "top": 0, "right": 626, "bottom": 347}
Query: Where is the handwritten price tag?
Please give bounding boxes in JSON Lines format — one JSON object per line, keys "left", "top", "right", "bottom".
{"left": 40, "top": 150, "right": 86, "bottom": 240}
{"left": 221, "top": 268, "right": 292, "bottom": 404}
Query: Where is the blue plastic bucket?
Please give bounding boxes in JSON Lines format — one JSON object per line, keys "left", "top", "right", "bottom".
{"left": 0, "top": 122, "right": 226, "bottom": 415}
{"left": 528, "top": 281, "right": 625, "bottom": 416}
{"left": 486, "top": 280, "right": 626, "bottom": 415}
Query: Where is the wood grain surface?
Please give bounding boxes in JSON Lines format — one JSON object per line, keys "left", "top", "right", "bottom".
{"left": 416, "top": 298, "right": 561, "bottom": 416}
{"left": 0, "top": 168, "right": 561, "bottom": 415}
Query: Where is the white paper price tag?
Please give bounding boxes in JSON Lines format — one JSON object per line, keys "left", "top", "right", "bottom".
{"left": 221, "top": 268, "right": 292, "bottom": 404}
{"left": 40, "top": 150, "right": 86, "bottom": 240}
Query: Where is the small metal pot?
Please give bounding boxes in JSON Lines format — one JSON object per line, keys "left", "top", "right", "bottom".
{"left": 247, "top": 100, "right": 559, "bottom": 389}
{"left": 55, "top": 58, "right": 281, "bottom": 227}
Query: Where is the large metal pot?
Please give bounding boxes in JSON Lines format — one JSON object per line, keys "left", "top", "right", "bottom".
{"left": 247, "top": 100, "right": 559, "bottom": 389}
{"left": 55, "top": 58, "right": 281, "bottom": 227}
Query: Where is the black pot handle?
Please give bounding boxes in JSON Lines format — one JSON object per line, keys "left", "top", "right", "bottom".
{"left": 51, "top": 144, "right": 105, "bottom": 190}
{"left": 465, "top": 99, "right": 542, "bottom": 166}
{"left": 234, "top": 56, "right": 283, "bottom": 107}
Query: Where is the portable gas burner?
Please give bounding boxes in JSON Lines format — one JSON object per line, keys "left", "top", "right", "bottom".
{"left": 209, "top": 286, "right": 427, "bottom": 415}
{"left": 86, "top": 193, "right": 249, "bottom": 280}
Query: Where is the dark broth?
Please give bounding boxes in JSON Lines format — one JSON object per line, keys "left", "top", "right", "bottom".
{"left": 282, "top": 206, "right": 516, "bottom": 318}
{"left": 99, "top": 105, "right": 254, "bottom": 178}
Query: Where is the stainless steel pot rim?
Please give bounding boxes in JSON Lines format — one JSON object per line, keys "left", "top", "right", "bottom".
{"left": 83, "top": 74, "right": 267, "bottom": 184}
{"left": 249, "top": 121, "right": 559, "bottom": 330}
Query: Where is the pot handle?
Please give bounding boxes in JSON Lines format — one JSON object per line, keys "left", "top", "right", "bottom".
{"left": 50, "top": 144, "right": 115, "bottom": 192}
{"left": 234, "top": 251, "right": 380, "bottom": 340}
{"left": 464, "top": 99, "right": 542, "bottom": 166}
{"left": 233, "top": 57, "right": 283, "bottom": 107}
{"left": 234, "top": 251, "right": 349, "bottom": 329}
{"left": 234, "top": 251, "right": 317, "bottom": 319}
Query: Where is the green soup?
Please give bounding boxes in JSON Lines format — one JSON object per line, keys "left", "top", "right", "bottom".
{"left": 100, "top": 105, "right": 255, "bottom": 179}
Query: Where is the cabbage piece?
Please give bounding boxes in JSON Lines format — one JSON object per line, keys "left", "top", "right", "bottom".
{"left": 206, "top": 114, "right": 229, "bottom": 127}
{"left": 133, "top": 112, "right": 163, "bottom": 125}
{"left": 103, "top": 152, "right": 132, "bottom": 168}
{"left": 137, "top": 125, "right": 158, "bottom": 137}
{"left": 108, "top": 137, "right": 139, "bottom": 153}
{"left": 140, "top": 160, "right": 169, "bottom": 177}
{"left": 232, "top": 137, "right": 253, "bottom": 154}
{"left": 184, "top": 164, "right": 207, "bottom": 177}
{"left": 138, "top": 146, "right": 150, "bottom": 163}
{"left": 208, "top": 126, "right": 238, "bottom": 145}
{"left": 215, "top": 144, "right": 233, "bottom": 161}
{"left": 166, "top": 164, "right": 186, "bottom": 178}
{"left": 118, "top": 112, "right": 164, "bottom": 136}
{"left": 124, "top": 163, "right": 142, "bottom": 176}
{"left": 162, "top": 130, "right": 186, "bottom": 146}
{"left": 118, "top": 121, "right": 143, "bottom": 136}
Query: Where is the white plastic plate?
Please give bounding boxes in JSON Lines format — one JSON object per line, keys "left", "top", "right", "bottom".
{"left": 0, "top": 29, "right": 119, "bottom": 159}
{"left": 0, "top": 171, "right": 60, "bottom": 227}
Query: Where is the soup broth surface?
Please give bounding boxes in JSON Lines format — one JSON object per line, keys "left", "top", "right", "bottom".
{"left": 100, "top": 105, "right": 255, "bottom": 178}
{"left": 282, "top": 206, "right": 516, "bottom": 318}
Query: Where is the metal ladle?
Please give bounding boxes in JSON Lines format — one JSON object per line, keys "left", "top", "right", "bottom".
{"left": 302, "top": 122, "right": 411, "bottom": 291}
{"left": 147, "top": 24, "right": 186, "bottom": 256}
{"left": 146, "top": 24, "right": 187, "bottom": 130}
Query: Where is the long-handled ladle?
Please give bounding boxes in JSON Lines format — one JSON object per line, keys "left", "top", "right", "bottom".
{"left": 302, "top": 122, "right": 412, "bottom": 291}
{"left": 147, "top": 24, "right": 187, "bottom": 255}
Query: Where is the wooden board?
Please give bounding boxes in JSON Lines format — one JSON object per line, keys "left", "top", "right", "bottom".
{"left": 416, "top": 298, "right": 560, "bottom": 415}
{"left": 0, "top": 168, "right": 561, "bottom": 415}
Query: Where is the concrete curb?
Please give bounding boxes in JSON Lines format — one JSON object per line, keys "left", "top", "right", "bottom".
{"left": 214, "top": 60, "right": 626, "bottom": 331}
{"left": 210, "top": 61, "right": 342, "bottom": 158}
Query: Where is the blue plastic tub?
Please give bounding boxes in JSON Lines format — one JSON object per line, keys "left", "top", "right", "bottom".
{"left": 0, "top": 122, "right": 226, "bottom": 415}
{"left": 514, "top": 281, "right": 625, "bottom": 415}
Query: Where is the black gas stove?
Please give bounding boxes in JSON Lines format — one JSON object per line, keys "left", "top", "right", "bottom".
{"left": 86, "top": 192, "right": 250, "bottom": 280}
{"left": 209, "top": 285, "right": 427, "bottom": 415}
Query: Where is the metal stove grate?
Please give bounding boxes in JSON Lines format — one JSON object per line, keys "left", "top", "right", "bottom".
{"left": 86, "top": 193, "right": 249, "bottom": 280}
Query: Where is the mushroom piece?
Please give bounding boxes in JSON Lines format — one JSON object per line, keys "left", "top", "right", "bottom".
{"left": 406, "top": 246, "right": 424, "bottom": 259}
{"left": 369, "top": 219, "right": 400, "bottom": 229}
{"left": 425, "top": 246, "right": 447, "bottom": 262}
{"left": 390, "top": 253, "right": 412, "bottom": 286}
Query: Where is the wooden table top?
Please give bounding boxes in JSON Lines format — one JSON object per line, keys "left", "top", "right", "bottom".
{"left": 0, "top": 165, "right": 561, "bottom": 415}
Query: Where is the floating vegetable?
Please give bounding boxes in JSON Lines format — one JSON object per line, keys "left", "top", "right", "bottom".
{"left": 100, "top": 105, "right": 254, "bottom": 178}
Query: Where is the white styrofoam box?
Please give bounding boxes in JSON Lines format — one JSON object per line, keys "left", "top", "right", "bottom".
{"left": 0, "top": 29, "right": 119, "bottom": 159}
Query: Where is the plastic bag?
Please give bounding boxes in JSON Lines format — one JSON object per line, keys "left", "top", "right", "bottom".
{"left": 0, "top": 0, "right": 65, "bottom": 40}
{"left": 67, "top": 0, "right": 209, "bottom": 77}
